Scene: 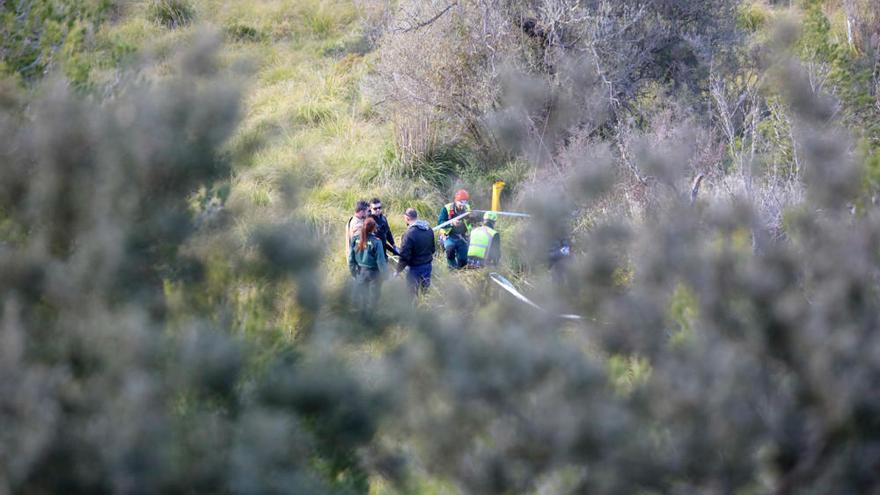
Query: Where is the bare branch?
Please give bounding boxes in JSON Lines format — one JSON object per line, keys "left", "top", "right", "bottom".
{"left": 690, "top": 173, "right": 705, "bottom": 205}
{"left": 393, "top": 2, "right": 458, "bottom": 33}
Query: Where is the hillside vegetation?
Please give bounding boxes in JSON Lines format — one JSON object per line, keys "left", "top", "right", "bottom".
{"left": 2, "top": 0, "right": 880, "bottom": 494}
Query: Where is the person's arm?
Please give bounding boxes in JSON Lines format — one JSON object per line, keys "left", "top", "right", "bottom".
{"left": 348, "top": 238, "right": 358, "bottom": 276}
{"left": 437, "top": 206, "right": 450, "bottom": 237}
{"left": 383, "top": 228, "right": 396, "bottom": 255}
{"left": 386, "top": 221, "right": 397, "bottom": 254}
{"left": 375, "top": 239, "right": 387, "bottom": 273}
{"left": 397, "top": 230, "right": 412, "bottom": 272}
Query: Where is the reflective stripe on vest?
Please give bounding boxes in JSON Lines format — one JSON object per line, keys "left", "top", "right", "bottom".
{"left": 467, "top": 226, "right": 496, "bottom": 259}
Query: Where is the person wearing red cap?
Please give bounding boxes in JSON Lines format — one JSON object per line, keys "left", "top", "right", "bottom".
{"left": 437, "top": 189, "right": 472, "bottom": 269}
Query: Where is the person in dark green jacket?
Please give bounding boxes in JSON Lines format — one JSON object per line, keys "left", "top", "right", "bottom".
{"left": 437, "top": 189, "right": 472, "bottom": 269}
{"left": 348, "top": 217, "right": 387, "bottom": 310}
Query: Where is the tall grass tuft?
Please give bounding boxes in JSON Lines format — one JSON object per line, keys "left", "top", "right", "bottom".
{"left": 392, "top": 110, "right": 440, "bottom": 168}
{"left": 380, "top": 143, "right": 473, "bottom": 191}
{"left": 150, "top": 0, "right": 194, "bottom": 29}
{"left": 305, "top": 9, "right": 335, "bottom": 38}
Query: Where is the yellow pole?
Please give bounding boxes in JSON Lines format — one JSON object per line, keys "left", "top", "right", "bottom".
{"left": 491, "top": 181, "right": 505, "bottom": 212}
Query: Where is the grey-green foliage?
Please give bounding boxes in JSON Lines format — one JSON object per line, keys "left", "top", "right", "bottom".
{"left": 3, "top": 13, "right": 880, "bottom": 495}
{"left": 377, "top": 25, "right": 878, "bottom": 493}
{"left": 365, "top": 57, "right": 880, "bottom": 495}
{"left": 374, "top": 0, "right": 741, "bottom": 163}
{"left": 0, "top": 38, "right": 380, "bottom": 494}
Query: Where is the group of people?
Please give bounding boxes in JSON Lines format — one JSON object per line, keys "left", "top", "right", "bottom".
{"left": 345, "top": 190, "right": 503, "bottom": 305}
{"left": 436, "top": 189, "right": 501, "bottom": 269}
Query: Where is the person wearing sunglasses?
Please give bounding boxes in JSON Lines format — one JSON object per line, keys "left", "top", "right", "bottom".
{"left": 368, "top": 197, "right": 398, "bottom": 257}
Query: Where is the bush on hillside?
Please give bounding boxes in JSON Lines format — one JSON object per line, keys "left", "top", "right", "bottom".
{"left": 370, "top": 0, "right": 742, "bottom": 170}
{"left": 0, "top": 37, "right": 377, "bottom": 494}
{"left": 225, "top": 23, "right": 265, "bottom": 43}
{"left": 796, "top": 0, "right": 880, "bottom": 200}
{"left": 365, "top": 54, "right": 880, "bottom": 494}
{"left": 363, "top": 15, "right": 880, "bottom": 490}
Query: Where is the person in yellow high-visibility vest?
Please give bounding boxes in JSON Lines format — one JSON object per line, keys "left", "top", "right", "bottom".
{"left": 467, "top": 211, "right": 501, "bottom": 268}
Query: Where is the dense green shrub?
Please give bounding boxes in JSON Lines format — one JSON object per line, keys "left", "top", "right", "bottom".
{"left": 737, "top": 1, "right": 771, "bottom": 32}
{"left": 0, "top": 0, "right": 112, "bottom": 84}
{"left": 225, "top": 23, "right": 265, "bottom": 43}
{"left": 796, "top": 0, "right": 880, "bottom": 198}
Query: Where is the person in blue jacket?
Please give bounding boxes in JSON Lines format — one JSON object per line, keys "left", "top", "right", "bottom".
{"left": 397, "top": 208, "right": 435, "bottom": 295}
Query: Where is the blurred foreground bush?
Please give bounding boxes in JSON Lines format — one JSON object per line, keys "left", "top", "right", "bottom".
{"left": 0, "top": 38, "right": 380, "bottom": 494}
{"left": 3, "top": 5, "right": 880, "bottom": 495}
{"left": 364, "top": 39, "right": 880, "bottom": 495}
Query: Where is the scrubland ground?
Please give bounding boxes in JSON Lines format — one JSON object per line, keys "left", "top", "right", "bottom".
{"left": 2, "top": 0, "right": 880, "bottom": 493}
